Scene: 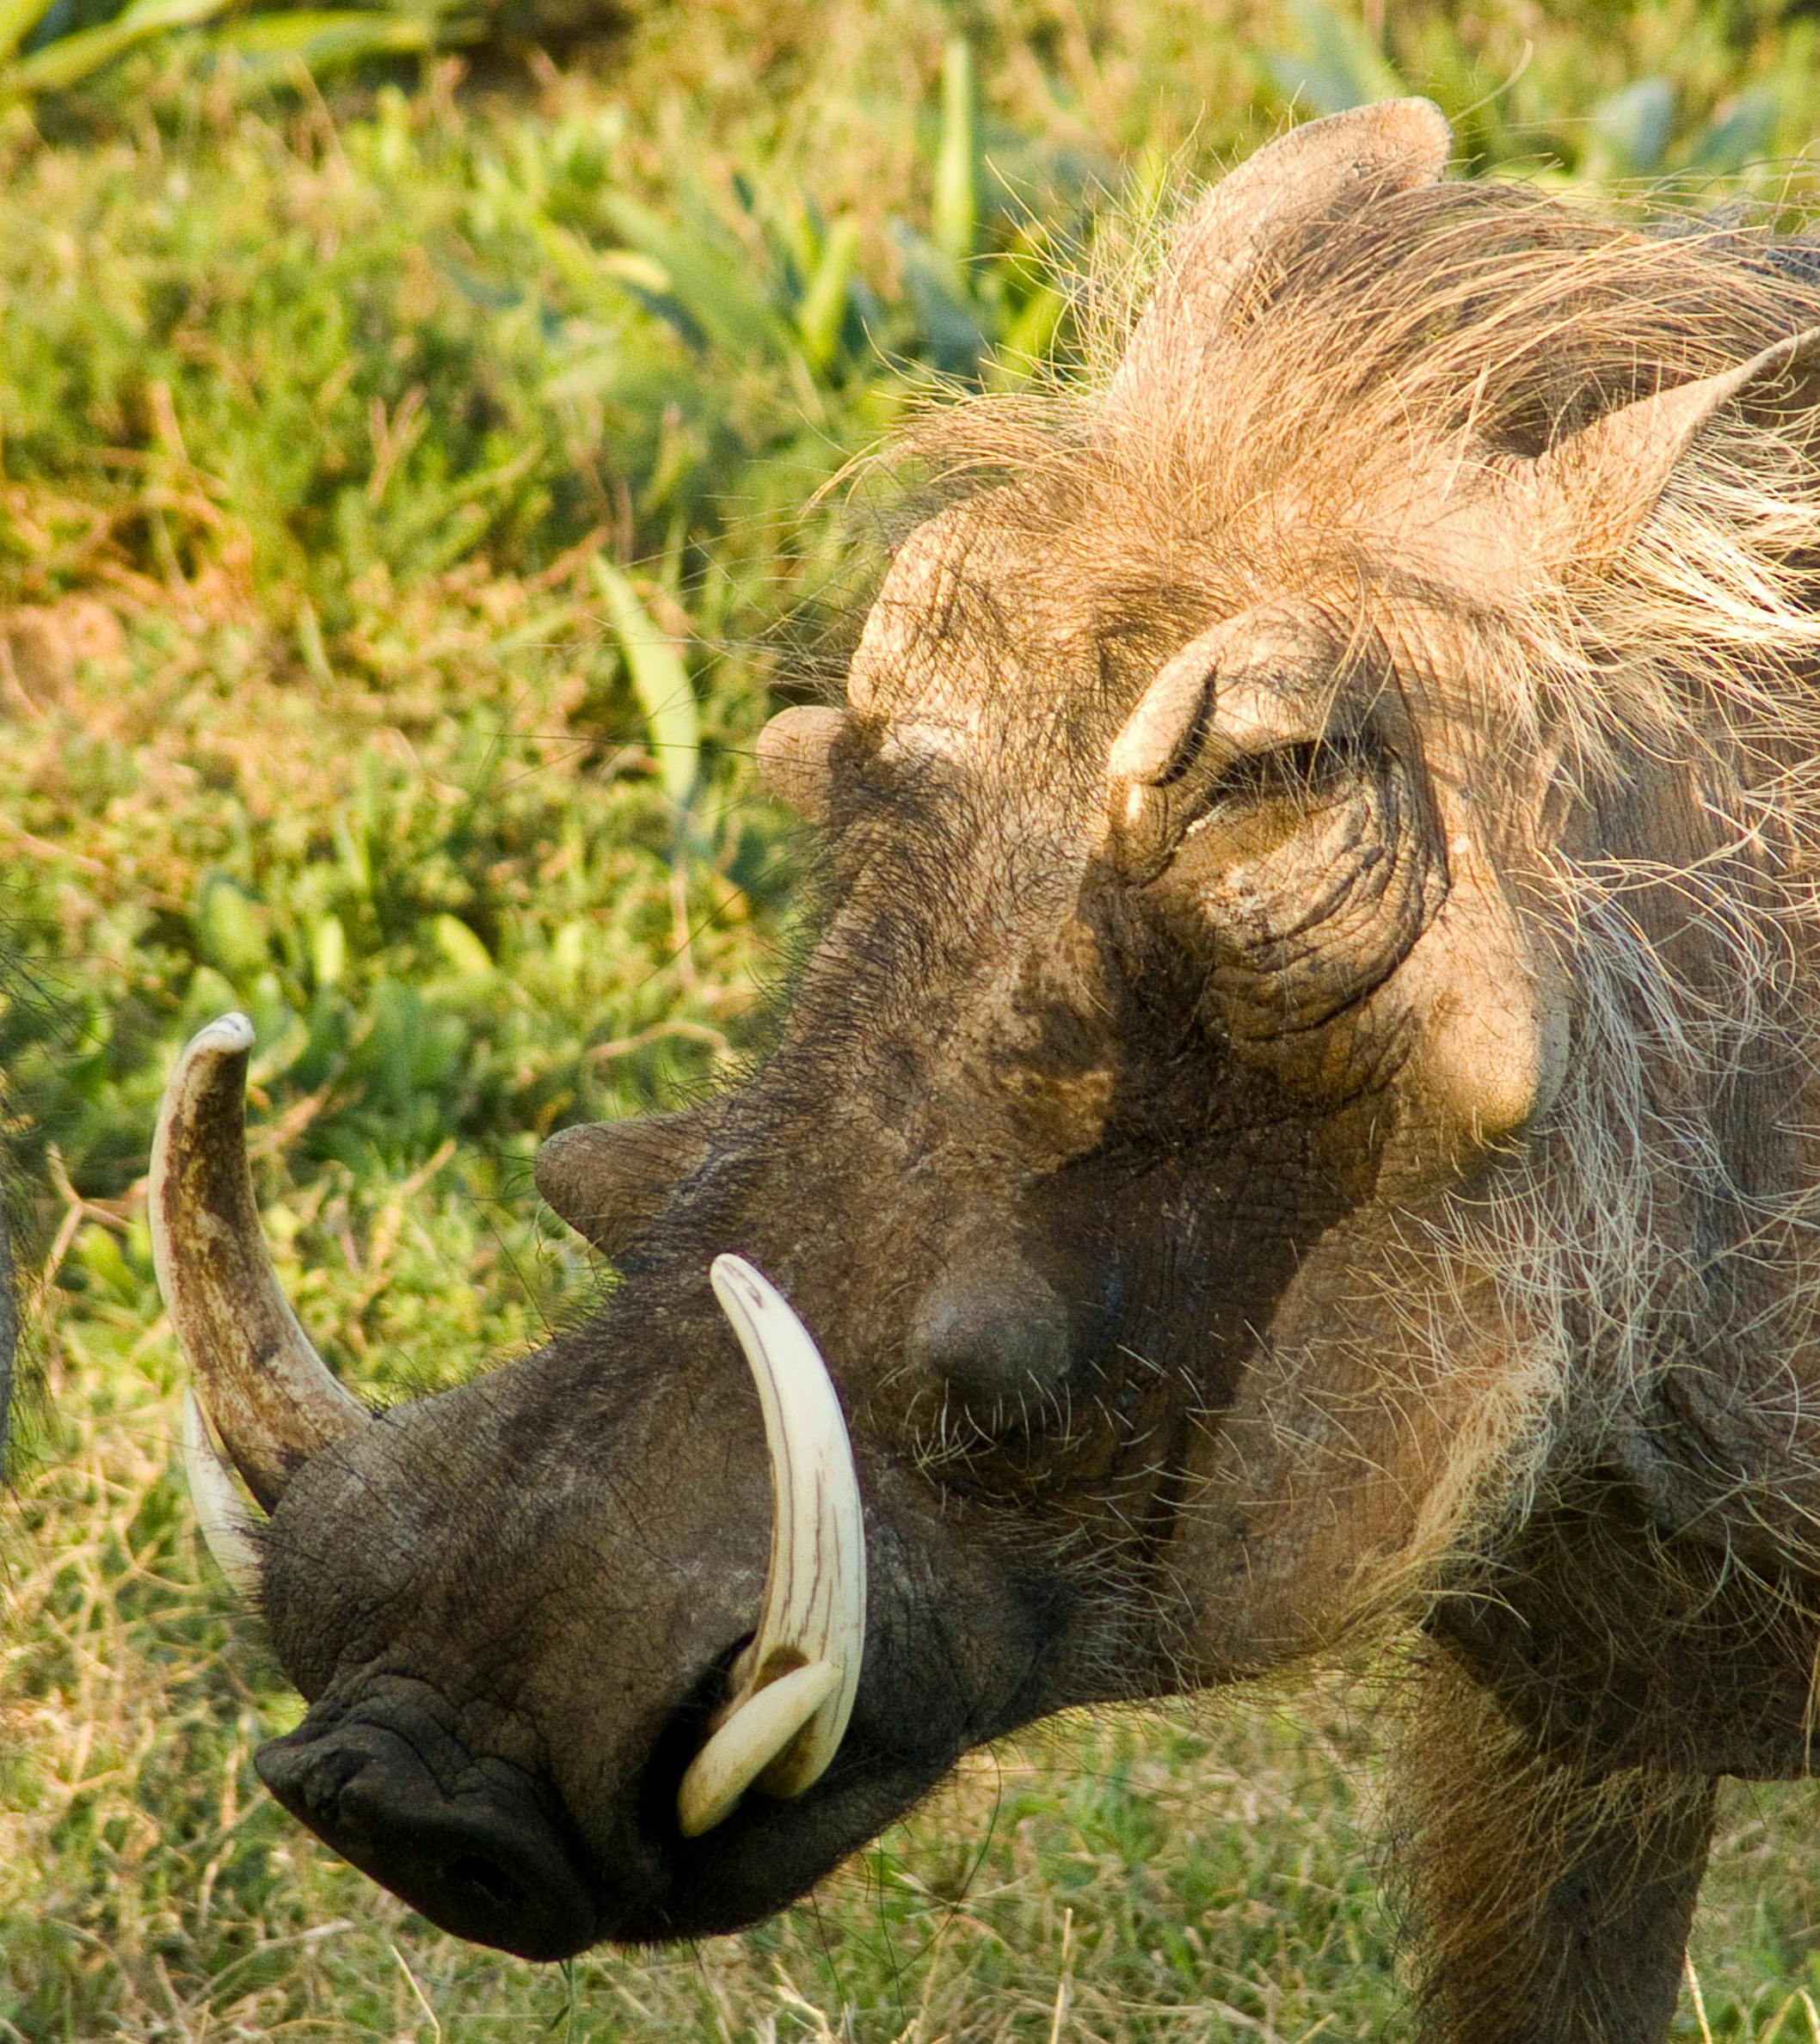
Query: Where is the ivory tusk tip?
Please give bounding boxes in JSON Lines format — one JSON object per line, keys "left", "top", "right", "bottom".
{"left": 188, "top": 1011, "right": 257, "bottom": 1059}
{"left": 704, "top": 1250, "right": 866, "bottom": 1814}
{"left": 710, "top": 1255, "right": 811, "bottom": 1360}
{"left": 709, "top": 1252, "right": 766, "bottom": 1311}
{"left": 676, "top": 1658, "right": 843, "bottom": 1838}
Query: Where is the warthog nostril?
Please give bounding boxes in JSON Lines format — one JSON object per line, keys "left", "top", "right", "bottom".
{"left": 256, "top": 1716, "right": 599, "bottom": 1962}
{"left": 446, "top": 1851, "right": 526, "bottom": 1915}
{"left": 288, "top": 1740, "right": 364, "bottom": 1826}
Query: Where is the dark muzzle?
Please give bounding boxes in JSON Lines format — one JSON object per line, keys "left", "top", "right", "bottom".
{"left": 255, "top": 1713, "right": 599, "bottom": 1961}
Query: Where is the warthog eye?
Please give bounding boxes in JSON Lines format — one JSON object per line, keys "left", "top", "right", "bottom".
{"left": 1182, "top": 730, "right": 1371, "bottom": 832}
{"left": 1128, "top": 718, "right": 1445, "bottom": 1065}
{"left": 1103, "top": 607, "right": 1387, "bottom": 882}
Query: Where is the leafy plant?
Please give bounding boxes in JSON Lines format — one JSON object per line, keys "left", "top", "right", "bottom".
{"left": 592, "top": 557, "right": 701, "bottom": 811}
{"left": 0, "top": 0, "right": 471, "bottom": 96}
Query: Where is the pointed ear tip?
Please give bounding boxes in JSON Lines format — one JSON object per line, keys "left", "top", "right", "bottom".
{"left": 1392, "top": 95, "right": 1449, "bottom": 128}
{"left": 1392, "top": 95, "right": 1453, "bottom": 152}
{"left": 533, "top": 1132, "right": 629, "bottom": 1254}
{"left": 1294, "top": 95, "right": 1453, "bottom": 163}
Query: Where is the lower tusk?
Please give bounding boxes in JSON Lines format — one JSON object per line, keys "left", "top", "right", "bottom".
{"left": 674, "top": 1257, "right": 866, "bottom": 1837}
{"left": 710, "top": 1255, "right": 865, "bottom": 1795}
{"left": 676, "top": 1660, "right": 840, "bottom": 1838}
{"left": 181, "top": 1390, "right": 265, "bottom": 1600}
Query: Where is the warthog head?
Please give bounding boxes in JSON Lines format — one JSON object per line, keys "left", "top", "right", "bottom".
{"left": 153, "top": 100, "right": 1820, "bottom": 1961}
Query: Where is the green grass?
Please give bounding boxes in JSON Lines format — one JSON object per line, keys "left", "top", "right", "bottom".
{"left": 8, "top": 3, "right": 1820, "bottom": 2037}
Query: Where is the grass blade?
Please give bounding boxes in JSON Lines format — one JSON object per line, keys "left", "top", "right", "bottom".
{"left": 14, "top": 0, "right": 231, "bottom": 87}
{"left": 1686, "top": 87, "right": 1778, "bottom": 175}
{"left": 0, "top": 0, "right": 57, "bottom": 67}
{"left": 591, "top": 558, "right": 700, "bottom": 810}
{"left": 934, "top": 37, "right": 980, "bottom": 268}
{"left": 213, "top": 9, "right": 457, "bottom": 66}
{"left": 1265, "top": 0, "right": 1405, "bottom": 116}
{"left": 598, "top": 191, "right": 796, "bottom": 365}
{"left": 796, "top": 214, "right": 861, "bottom": 371}
{"left": 1587, "top": 77, "right": 1676, "bottom": 176}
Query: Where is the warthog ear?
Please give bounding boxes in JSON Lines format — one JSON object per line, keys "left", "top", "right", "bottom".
{"left": 756, "top": 704, "right": 847, "bottom": 824}
{"left": 1515, "top": 326, "right": 1820, "bottom": 567}
{"left": 534, "top": 1110, "right": 711, "bottom": 1255}
{"left": 1112, "top": 98, "right": 1451, "bottom": 399}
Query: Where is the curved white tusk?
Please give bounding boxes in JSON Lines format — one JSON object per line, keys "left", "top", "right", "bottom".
{"left": 674, "top": 1255, "right": 868, "bottom": 1834}
{"left": 676, "top": 1659, "right": 840, "bottom": 1838}
{"left": 150, "top": 1013, "right": 366, "bottom": 1509}
{"left": 711, "top": 1255, "right": 868, "bottom": 1795}
{"left": 181, "top": 1390, "right": 265, "bottom": 1600}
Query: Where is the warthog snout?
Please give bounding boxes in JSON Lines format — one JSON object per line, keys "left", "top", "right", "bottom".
{"left": 255, "top": 1712, "right": 599, "bottom": 1961}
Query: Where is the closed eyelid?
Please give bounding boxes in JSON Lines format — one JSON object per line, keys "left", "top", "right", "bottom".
{"left": 1208, "top": 672, "right": 1334, "bottom": 758}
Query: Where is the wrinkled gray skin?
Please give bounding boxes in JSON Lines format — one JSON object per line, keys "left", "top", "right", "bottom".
{"left": 202, "top": 102, "right": 1820, "bottom": 2043}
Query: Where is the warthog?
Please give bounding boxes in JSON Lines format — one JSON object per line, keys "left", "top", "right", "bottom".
{"left": 150, "top": 98, "right": 1820, "bottom": 2041}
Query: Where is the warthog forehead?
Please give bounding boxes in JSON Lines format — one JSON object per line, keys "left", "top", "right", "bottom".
{"left": 847, "top": 501, "right": 1117, "bottom": 753}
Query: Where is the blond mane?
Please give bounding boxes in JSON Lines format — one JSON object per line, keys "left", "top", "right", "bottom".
{"left": 883, "top": 171, "right": 1820, "bottom": 1642}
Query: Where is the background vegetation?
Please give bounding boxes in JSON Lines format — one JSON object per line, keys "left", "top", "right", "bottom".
{"left": 6, "top": 1, "right": 1820, "bottom": 2036}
